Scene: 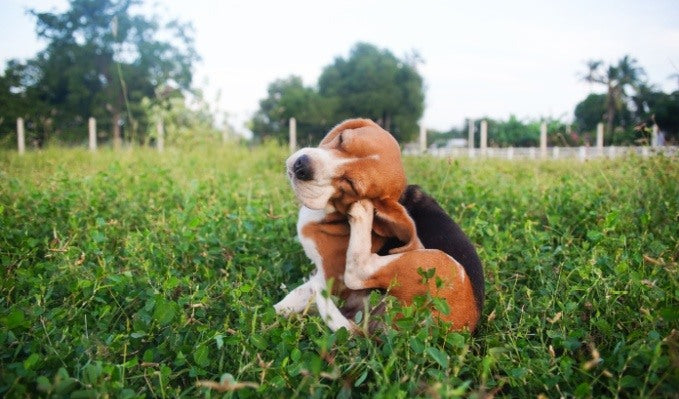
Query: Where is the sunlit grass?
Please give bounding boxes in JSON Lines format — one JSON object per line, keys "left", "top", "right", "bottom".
{"left": 1, "top": 144, "right": 677, "bottom": 397}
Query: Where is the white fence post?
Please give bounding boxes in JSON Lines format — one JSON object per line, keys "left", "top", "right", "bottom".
{"left": 480, "top": 119, "right": 488, "bottom": 156}
{"left": 540, "top": 122, "right": 547, "bottom": 159}
{"left": 596, "top": 123, "right": 604, "bottom": 156}
{"left": 468, "top": 119, "right": 475, "bottom": 157}
{"left": 17, "top": 118, "right": 25, "bottom": 155}
{"left": 507, "top": 147, "right": 514, "bottom": 160}
{"left": 529, "top": 147, "right": 536, "bottom": 159}
{"left": 578, "top": 146, "right": 586, "bottom": 162}
{"left": 552, "top": 146, "right": 560, "bottom": 159}
{"left": 156, "top": 119, "right": 164, "bottom": 152}
{"left": 88, "top": 117, "right": 97, "bottom": 152}
{"left": 419, "top": 124, "right": 427, "bottom": 154}
{"left": 289, "top": 117, "right": 297, "bottom": 152}
{"left": 651, "top": 124, "right": 658, "bottom": 147}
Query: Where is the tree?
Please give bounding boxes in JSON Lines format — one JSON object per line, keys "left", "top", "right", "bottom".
{"left": 251, "top": 43, "right": 425, "bottom": 144}
{"left": 487, "top": 115, "right": 540, "bottom": 147}
{"left": 1, "top": 0, "right": 198, "bottom": 145}
{"left": 581, "top": 55, "right": 644, "bottom": 139}
{"left": 574, "top": 93, "right": 606, "bottom": 133}
{"left": 250, "top": 76, "right": 336, "bottom": 145}
{"left": 141, "top": 88, "right": 222, "bottom": 147}
{"left": 632, "top": 85, "right": 679, "bottom": 142}
{"left": 318, "top": 43, "right": 424, "bottom": 141}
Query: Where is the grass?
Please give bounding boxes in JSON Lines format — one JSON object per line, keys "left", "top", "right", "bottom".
{"left": 1, "top": 143, "right": 678, "bottom": 398}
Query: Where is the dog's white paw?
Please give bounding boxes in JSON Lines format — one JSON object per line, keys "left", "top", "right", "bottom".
{"left": 273, "top": 302, "right": 289, "bottom": 315}
{"left": 348, "top": 199, "right": 374, "bottom": 223}
{"left": 343, "top": 270, "right": 365, "bottom": 290}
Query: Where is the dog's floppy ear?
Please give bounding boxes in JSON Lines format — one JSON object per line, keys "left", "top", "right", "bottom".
{"left": 319, "top": 119, "right": 377, "bottom": 147}
{"left": 372, "top": 199, "right": 423, "bottom": 254}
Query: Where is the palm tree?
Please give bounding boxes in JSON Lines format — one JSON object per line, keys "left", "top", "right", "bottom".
{"left": 668, "top": 59, "right": 679, "bottom": 90}
{"left": 581, "top": 55, "right": 645, "bottom": 138}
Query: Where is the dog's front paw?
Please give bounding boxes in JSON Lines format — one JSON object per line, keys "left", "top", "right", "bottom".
{"left": 343, "top": 269, "right": 365, "bottom": 290}
{"left": 348, "top": 200, "right": 374, "bottom": 224}
{"left": 273, "top": 302, "right": 290, "bottom": 315}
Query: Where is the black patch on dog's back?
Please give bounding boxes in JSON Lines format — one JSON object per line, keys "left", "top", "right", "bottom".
{"left": 378, "top": 185, "right": 485, "bottom": 313}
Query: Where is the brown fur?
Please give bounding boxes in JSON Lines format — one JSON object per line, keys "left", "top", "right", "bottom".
{"left": 359, "top": 249, "right": 479, "bottom": 331}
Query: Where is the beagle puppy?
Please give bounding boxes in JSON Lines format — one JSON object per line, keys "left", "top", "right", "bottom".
{"left": 274, "top": 119, "right": 422, "bottom": 331}
{"left": 274, "top": 118, "right": 483, "bottom": 332}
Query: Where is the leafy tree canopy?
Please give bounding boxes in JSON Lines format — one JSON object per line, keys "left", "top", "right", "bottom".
{"left": 0, "top": 0, "right": 199, "bottom": 146}
{"left": 251, "top": 43, "right": 424, "bottom": 144}
{"left": 250, "top": 76, "right": 336, "bottom": 146}
{"left": 574, "top": 93, "right": 606, "bottom": 133}
{"left": 318, "top": 43, "right": 424, "bottom": 140}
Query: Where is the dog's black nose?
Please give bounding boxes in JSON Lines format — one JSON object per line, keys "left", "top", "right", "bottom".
{"left": 292, "top": 154, "right": 313, "bottom": 181}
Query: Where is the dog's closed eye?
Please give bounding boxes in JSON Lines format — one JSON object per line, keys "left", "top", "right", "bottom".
{"left": 344, "top": 177, "right": 357, "bottom": 193}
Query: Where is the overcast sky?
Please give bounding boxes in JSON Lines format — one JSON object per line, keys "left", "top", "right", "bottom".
{"left": 1, "top": 0, "right": 678, "bottom": 134}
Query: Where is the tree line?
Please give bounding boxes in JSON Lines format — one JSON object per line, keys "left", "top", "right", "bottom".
{"left": 0, "top": 0, "right": 222, "bottom": 148}
{"left": 1, "top": 0, "right": 677, "bottom": 148}
{"left": 254, "top": 50, "right": 678, "bottom": 147}
{"left": 250, "top": 43, "right": 424, "bottom": 145}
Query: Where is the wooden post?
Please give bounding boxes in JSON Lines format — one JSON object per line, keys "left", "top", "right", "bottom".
{"left": 467, "top": 119, "right": 474, "bottom": 157}
{"left": 289, "top": 117, "right": 297, "bottom": 152}
{"left": 113, "top": 115, "right": 122, "bottom": 150}
{"left": 419, "top": 124, "right": 427, "bottom": 154}
{"left": 651, "top": 124, "right": 658, "bottom": 147}
{"left": 480, "top": 119, "right": 488, "bottom": 156}
{"left": 540, "top": 122, "right": 547, "bottom": 159}
{"left": 88, "top": 117, "right": 97, "bottom": 152}
{"left": 596, "top": 122, "right": 604, "bottom": 156}
{"left": 17, "top": 118, "right": 25, "bottom": 155}
{"left": 156, "top": 119, "right": 164, "bottom": 152}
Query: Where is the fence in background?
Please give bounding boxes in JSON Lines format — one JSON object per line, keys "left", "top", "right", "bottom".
{"left": 12, "top": 116, "right": 198, "bottom": 153}
{"left": 420, "top": 145, "right": 679, "bottom": 160}
{"left": 286, "top": 118, "right": 675, "bottom": 161}
{"left": 11, "top": 117, "right": 676, "bottom": 160}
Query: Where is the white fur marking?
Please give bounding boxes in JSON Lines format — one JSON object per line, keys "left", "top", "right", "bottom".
{"left": 274, "top": 205, "right": 355, "bottom": 331}
{"left": 287, "top": 147, "right": 360, "bottom": 210}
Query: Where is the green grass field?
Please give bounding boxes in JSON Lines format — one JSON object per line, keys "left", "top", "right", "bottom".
{"left": 1, "top": 144, "right": 677, "bottom": 398}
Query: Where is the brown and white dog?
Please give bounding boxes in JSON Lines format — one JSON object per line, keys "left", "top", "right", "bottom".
{"left": 274, "top": 118, "right": 482, "bottom": 332}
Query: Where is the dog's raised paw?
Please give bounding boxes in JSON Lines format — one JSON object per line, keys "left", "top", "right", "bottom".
{"left": 348, "top": 200, "right": 374, "bottom": 222}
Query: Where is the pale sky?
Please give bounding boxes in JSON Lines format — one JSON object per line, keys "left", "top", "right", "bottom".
{"left": 1, "top": 0, "right": 678, "bottom": 136}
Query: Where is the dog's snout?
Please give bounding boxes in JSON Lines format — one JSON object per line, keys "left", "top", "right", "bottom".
{"left": 293, "top": 154, "right": 313, "bottom": 181}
